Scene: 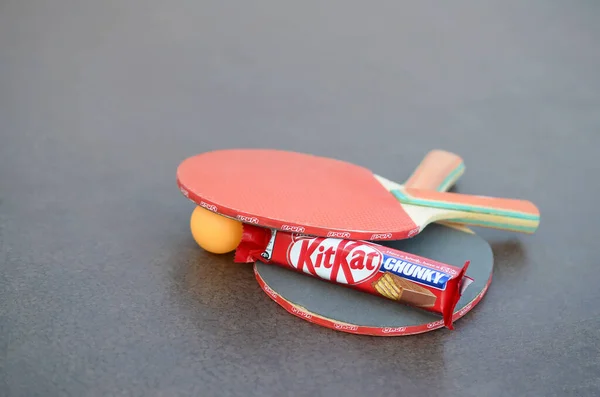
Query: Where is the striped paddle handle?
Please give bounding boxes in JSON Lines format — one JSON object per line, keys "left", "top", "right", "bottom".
{"left": 404, "top": 150, "right": 465, "bottom": 192}
{"left": 403, "top": 150, "right": 474, "bottom": 234}
{"left": 393, "top": 188, "right": 540, "bottom": 234}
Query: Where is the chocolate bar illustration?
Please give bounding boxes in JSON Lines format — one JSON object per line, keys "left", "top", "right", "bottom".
{"left": 372, "top": 273, "right": 437, "bottom": 307}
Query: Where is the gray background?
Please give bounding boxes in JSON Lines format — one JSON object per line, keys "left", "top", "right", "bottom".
{"left": 1, "top": 1, "right": 598, "bottom": 396}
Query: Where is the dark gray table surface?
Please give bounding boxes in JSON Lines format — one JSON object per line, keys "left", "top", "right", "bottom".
{"left": 1, "top": 1, "right": 599, "bottom": 396}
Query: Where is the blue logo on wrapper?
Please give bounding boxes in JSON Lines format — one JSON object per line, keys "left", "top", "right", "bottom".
{"left": 380, "top": 254, "right": 451, "bottom": 290}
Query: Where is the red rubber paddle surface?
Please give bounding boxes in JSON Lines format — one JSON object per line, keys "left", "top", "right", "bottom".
{"left": 176, "top": 149, "right": 418, "bottom": 240}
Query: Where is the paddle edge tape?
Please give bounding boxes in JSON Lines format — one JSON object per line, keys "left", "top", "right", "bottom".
{"left": 177, "top": 178, "right": 418, "bottom": 241}
{"left": 254, "top": 264, "right": 493, "bottom": 336}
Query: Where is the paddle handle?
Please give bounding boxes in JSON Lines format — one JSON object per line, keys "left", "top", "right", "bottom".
{"left": 402, "top": 150, "right": 474, "bottom": 234}
{"left": 404, "top": 150, "right": 465, "bottom": 192}
{"left": 395, "top": 188, "right": 541, "bottom": 233}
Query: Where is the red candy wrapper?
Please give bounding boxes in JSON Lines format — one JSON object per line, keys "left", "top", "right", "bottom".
{"left": 235, "top": 225, "right": 473, "bottom": 330}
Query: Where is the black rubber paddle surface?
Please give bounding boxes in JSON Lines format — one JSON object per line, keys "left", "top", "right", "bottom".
{"left": 256, "top": 223, "right": 494, "bottom": 329}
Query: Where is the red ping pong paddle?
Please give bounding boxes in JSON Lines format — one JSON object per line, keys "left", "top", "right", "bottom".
{"left": 177, "top": 149, "right": 540, "bottom": 241}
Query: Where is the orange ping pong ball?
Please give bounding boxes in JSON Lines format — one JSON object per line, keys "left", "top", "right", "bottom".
{"left": 189, "top": 206, "right": 243, "bottom": 254}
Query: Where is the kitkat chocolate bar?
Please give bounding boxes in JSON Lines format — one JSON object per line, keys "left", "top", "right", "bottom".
{"left": 234, "top": 224, "right": 473, "bottom": 330}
